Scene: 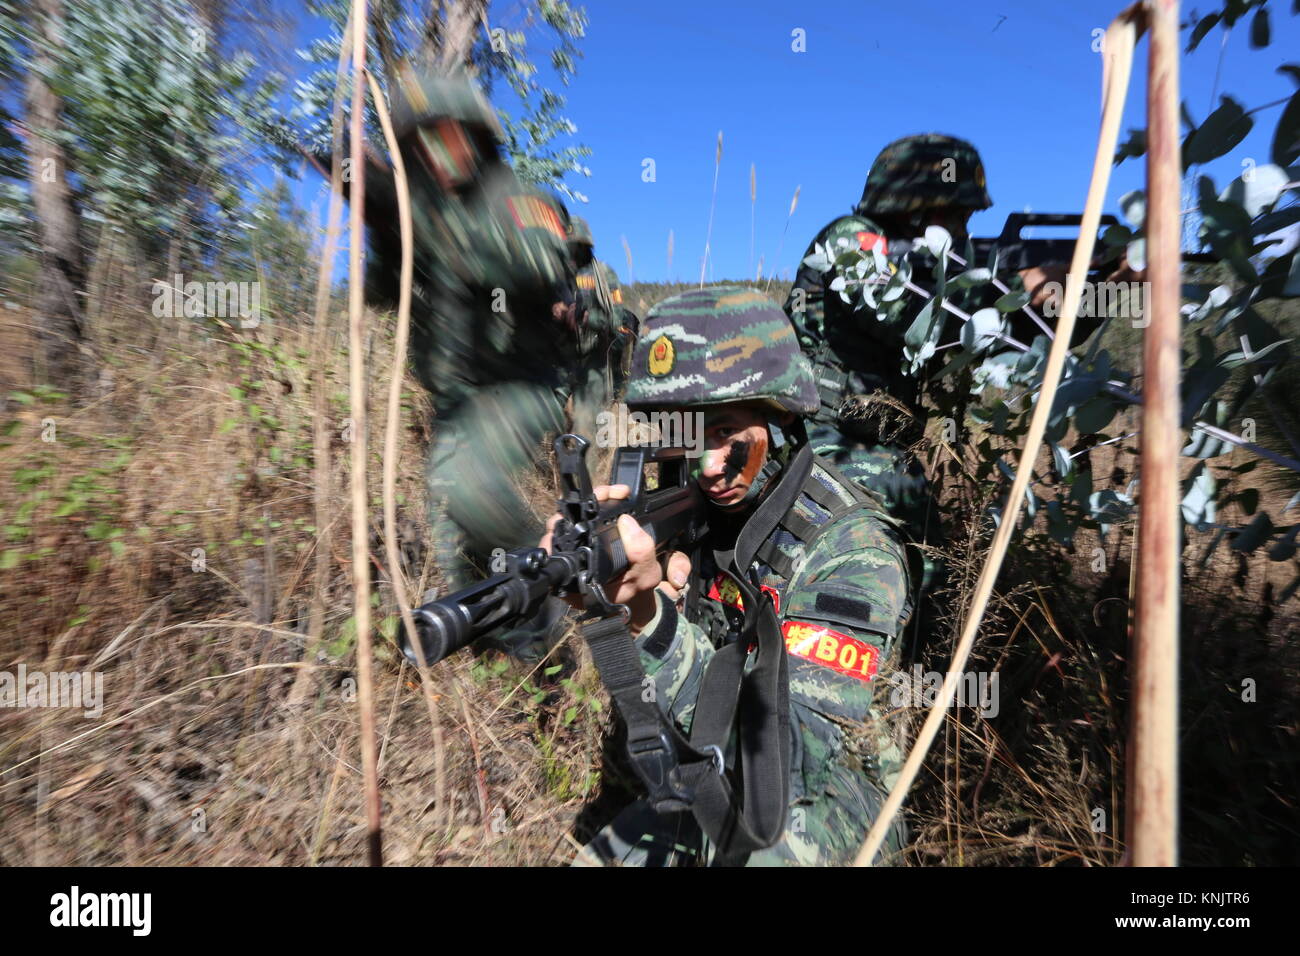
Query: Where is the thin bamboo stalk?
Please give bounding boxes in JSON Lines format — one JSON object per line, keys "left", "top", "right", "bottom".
{"left": 853, "top": 3, "right": 1147, "bottom": 867}
{"left": 346, "top": 0, "right": 383, "bottom": 867}
{"left": 365, "top": 67, "right": 447, "bottom": 836}
{"left": 1129, "top": 0, "right": 1181, "bottom": 868}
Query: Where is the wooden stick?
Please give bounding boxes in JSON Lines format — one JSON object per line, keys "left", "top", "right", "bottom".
{"left": 365, "top": 66, "right": 448, "bottom": 836}
{"left": 346, "top": 0, "right": 383, "bottom": 868}
{"left": 1129, "top": 0, "right": 1181, "bottom": 868}
{"left": 852, "top": 3, "right": 1147, "bottom": 867}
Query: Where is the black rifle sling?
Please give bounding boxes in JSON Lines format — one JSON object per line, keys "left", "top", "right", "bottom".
{"left": 679, "top": 442, "right": 814, "bottom": 857}
{"left": 580, "top": 613, "right": 710, "bottom": 812}
{"left": 580, "top": 443, "right": 813, "bottom": 858}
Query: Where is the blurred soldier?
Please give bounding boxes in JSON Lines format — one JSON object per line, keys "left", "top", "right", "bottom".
{"left": 567, "top": 216, "right": 640, "bottom": 438}
{"left": 551, "top": 286, "right": 912, "bottom": 866}
{"left": 374, "top": 67, "right": 583, "bottom": 597}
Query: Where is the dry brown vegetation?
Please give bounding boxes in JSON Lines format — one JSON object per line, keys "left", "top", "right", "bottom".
{"left": 1, "top": 277, "right": 1297, "bottom": 866}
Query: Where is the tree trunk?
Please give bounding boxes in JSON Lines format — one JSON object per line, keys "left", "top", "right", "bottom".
{"left": 24, "top": 0, "right": 88, "bottom": 391}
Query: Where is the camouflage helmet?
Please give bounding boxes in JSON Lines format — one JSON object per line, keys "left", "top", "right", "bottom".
{"left": 389, "top": 66, "right": 503, "bottom": 142}
{"left": 568, "top": 216, "right": 594, "bottom": 248}
{"left": 857, "top": 133, "right": 992, "bottom": 218}
{"left": 625, "top": 286, "right": 818, "bottom": 415}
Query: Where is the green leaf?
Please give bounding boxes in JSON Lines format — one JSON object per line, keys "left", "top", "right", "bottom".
{"left": 1249, "top": 7, "right": 1270, "bottom": 48}
{"left": 1273, "top": 90, "right": 1300, "bottom": 167}
{"left": 1269, "top": 527, "right": 1299, "bottom": 562}
{"left": 994, "top": 290, "right": 1030, "bottom": 312}
{"left": 1238, "top": 488, "right": 1260, "bottom": 517}
{"left": 1231, "top": 512, "right": 1274, "bottom": 553}
{"left": 0, "top": 549, "right": 20, "bottom": 570}
{"left": 1181, "top": 464, "right": 1216, "bottom": 529}
{"left": 1050, "top": 442, "right": 1072, "bottom": 479}
{"left": 1185, "top": 12, "right": 1221, "bottom": 52}
{"left": 1119, "top": 190, "right": 1146, "bottom": 228}
{"left": 951, "top": 267, "right": 993, "bottom": 289}
{"left": 544, "top": 664, "right": 564, "bottom": 676}
{"left": 1114, "top": 127, "right": 1148, "bottom": 164}
{"left": 1218, "top": 163, "right": 1290, "bottom": 217}
{"left": 1074, "top": 395, "right": 1117, "bottom": 434}
{"left": 960, "top": 308, "right": 1003, "bottom": 354}
{"left": 1183, "top": 96, "right": 1252, "bottom": 168}
{"left": 921, "top": 225, "right": 952, "bottom": 259}
{"left": 1218, "top": 337, "right": 1293, "bottom": 369}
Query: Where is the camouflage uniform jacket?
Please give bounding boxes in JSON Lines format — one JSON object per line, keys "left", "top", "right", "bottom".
{"left": 575, "top": 260, "right": 623, "bottom": 355}
{"left": 785, "top": 214, "right": 921, "bottom": 428}
{"left": 630, "top": 454, "right": 912, "bottom": 865}
{"left": 402, "top": 163, "right": 579, "bottom": 416}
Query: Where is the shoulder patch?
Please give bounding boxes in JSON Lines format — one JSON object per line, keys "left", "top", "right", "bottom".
{"left": 782, "top": 620, "right": 880, "bottom": 683}
{"left": 506, "top": 195, "right": 566, "bottom": 239}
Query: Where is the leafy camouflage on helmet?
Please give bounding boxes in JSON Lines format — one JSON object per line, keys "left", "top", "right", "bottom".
{"left": 389, "top": 66, "right": 503, "bottom": 141}
{"left": 574, "top": 463, "right": 912, "bottom": 866}
{"left": 857, "top": 133, "right": 992, "bottom": 217}
{"left": 625, "top": 286, "right": 819, "bottom": 415}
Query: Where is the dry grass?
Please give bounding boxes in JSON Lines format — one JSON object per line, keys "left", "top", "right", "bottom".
{"left": 0, "top": 301, "right": 613, "bottom": 866}
{"left": 3, "top": 277, "right": 1297, "bottom": 867}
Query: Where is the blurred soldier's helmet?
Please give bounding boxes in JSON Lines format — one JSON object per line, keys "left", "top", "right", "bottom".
{"left": 568, "top": 216, "right": 595, "bottom": 268}
{"left": 568, "top": 216, "right": 594, "bottom": 248}
{"left": 625, "top": 286, "right": 819, "bottom": 416}
{"left": 857, "top": 133, "right": 992, "bottom": 218}
{"left": 390, "top": 66, "right": 503, "bottom": 190}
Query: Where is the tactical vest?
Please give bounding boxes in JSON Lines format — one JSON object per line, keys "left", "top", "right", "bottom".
{"left": 677, "top": 453, "right": 904, "bottom": 801}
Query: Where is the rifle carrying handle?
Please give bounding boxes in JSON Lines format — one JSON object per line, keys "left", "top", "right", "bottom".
{"left": 997, "top": 212, "right": 1120, "bottom": 243}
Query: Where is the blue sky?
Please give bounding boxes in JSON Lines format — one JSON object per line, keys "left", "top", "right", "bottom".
{"left": 279, "top": 0, "right": 1300, "bottom": 284}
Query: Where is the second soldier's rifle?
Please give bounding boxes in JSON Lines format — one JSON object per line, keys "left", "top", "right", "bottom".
{"left": 967, "top": 211, "right": 1217, "bottom": 272}
{"left": 971, "top": 212, "right": 1122, "bottom": 272}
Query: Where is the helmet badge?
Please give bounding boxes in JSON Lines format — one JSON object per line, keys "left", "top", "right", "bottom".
{"left": 648, "top": 334, "right": 675, "bottom": 377}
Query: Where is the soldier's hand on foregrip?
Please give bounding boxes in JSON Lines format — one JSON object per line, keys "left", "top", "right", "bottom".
{"left": 539, "top": 483, "right": 691, "bottom": 635}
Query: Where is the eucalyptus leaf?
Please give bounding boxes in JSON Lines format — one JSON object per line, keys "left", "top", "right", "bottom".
{"left": 1273, "top": 89, "right": 1300, "bottom": 167}
{"left": 1249, "top": 6, "right": 1270, "bottom": 48}
{"left": 952, "top": 267, "right": 993, "bottom": 289}
{"left": 1181, "top": 464, "right": 1216, "bottom": 528}
{"left": 960, "top": 307, "right": 1003, "bottom": 354}
{"left": 1183, "top": 96, "right": 1252, "bottom": 168}
{"left": 995, "top": 290, "right": 1030, "bottom": 312}
{"left": 1126, "top": 237, "right": 1146, "bottom": 272}
{"left": 923, "top": 225, "right": 953, "bottom": 259}
{"left": 1050, "top": 442, "right": 1073, "bottom": 479}
{"left": 1218, "top": 163, "right": 1290, "bottom": 217}
{"left": 1119, "top": 190, "right": 1146, "bottom": 228}
{"left": 1074, "top": 395, "right": 1117, "bottom": 434}
{"left": 1230, "top": 512, "right": 1274, "bottom": 553}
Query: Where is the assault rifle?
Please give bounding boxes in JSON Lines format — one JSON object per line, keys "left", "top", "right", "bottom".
{"left": 967, "top": 211, "right": 1216, "bottom": 272}
{"left": 971, "top": 212, "right": 1123, "bottom": 272}
{"left": 399, "top": 434, "right": 707, "bottom": 667}
{"left": 400, "top": 432, "right": 795, "bottom": 855}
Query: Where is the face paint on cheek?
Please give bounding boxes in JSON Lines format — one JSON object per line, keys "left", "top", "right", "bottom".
{"left": 690, "top": 447, "right": 721, "bottom": 482}
{"left": 736, "top": 431, "right": 768, "bottom": 487}
{"left": 722, "top": 441, "right": 750, "bottom": 483}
